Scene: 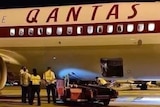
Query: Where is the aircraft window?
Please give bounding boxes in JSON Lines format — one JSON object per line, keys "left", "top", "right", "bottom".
{"left": 56, "top": 27, "right": 63, "bottom": 35}
{"left": 117, "top": 24, "right": 123, "bottom": 33}
{"left": 77, "top": 26, "right": 83, "bottom": 34}
{"left": 67, "top": 27, "right": 73, "bottom": 35}
{"left": 28, "top": 28, "right": 34, "bottom": 36}
{"left": 87, "top": 26, "right": 93, "bottom": 34}
{"left": 10, "top": 28, "right": 15, "bottom": 36}
{"left": 19, "top": 28, "right": 24, "bottom": 36}
{"left": 107, "top": 25, "right": 113, "bottom": 33}
{"left": 37, "top": 28, "right": 43, "bottom": 35}
{"left": 148, "top": 23, "right": 155, "bottom": 31}
{"left": 127, "top": 24, "right": 134, "bottom": 32}
{"left": 97, "top": 25, "right": 103, "bottom": 34}
{"left": 46, "top": 27, "right": 52, "bottom": 35}
{"left": 137, "top": 23, "right": 144, "bottom": 32}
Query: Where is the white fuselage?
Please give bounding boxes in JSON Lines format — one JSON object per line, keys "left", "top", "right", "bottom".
{"left": 0, "top": 2, "right": 160, "bottom": 81}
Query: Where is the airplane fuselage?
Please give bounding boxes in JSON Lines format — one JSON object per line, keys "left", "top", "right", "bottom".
{"left": 0, "top": 2, "right": 160, "bottom": 90}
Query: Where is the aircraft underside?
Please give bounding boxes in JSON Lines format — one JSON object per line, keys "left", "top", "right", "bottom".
{"left": 0, "top": 33, "right": 160, "bottom": 89}
{"left": 0, "top": 44, "right": 160, "bottom": 89}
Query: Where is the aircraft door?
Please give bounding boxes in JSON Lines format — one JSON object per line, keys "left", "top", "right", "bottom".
{"left": 100, "top": 58, "right": 123, "bottom": 77}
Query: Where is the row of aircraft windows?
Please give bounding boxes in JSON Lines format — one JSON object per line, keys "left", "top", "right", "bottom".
{"left": 10, "top": 23, "right": 155, "bottom": 36}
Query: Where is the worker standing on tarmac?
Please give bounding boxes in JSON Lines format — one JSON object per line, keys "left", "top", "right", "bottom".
{"left": 19, "top": 66, "right": 31, "bottom": 103}
{"left": 43, "top": 67, "right": 56, "bottom": 104}
{"left": 29, "top": 68, "right": 41, "bottom": 106}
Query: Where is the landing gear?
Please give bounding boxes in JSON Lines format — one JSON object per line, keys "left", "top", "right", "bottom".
{"left": 140, "top": 82, "right": 148, "bottom": 90}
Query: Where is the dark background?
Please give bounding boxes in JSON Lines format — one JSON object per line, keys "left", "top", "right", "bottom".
{"left": 0, "top": 0, "right": 157, "bottom": 8}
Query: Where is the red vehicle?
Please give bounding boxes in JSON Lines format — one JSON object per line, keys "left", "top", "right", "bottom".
{"left": 56, "top": 79, "right": 118, "bottom": 106}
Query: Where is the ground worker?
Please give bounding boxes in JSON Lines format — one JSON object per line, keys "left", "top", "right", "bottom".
{"left": 29, "top": 68, "right": 41, "bottom": 106}
{"left": 19, "top": 66, "right": 31, "bottom": 103}
{"left": 43, "top": 67, "right": 56, "bottom": 104}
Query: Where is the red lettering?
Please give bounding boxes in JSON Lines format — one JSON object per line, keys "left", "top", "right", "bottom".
{"left": 106, "top": 5, "right": 119, "bottom": 20}
{"left": 25, "top": 4, "right": 139, "bottom": 24}
{"left": 128, "top": 4, "right": 139, "bottom": 19}
{"left": 66, "top": 7, "right": 82, "bottom": 22}
{"left": 26, "top": 9, "right": 40, "bottom": 23}
{"left": 46, "top": 8, "right": 59, "bottom": 22}
{"left": 91, "top": 5, "right": 102, "bottom": 20}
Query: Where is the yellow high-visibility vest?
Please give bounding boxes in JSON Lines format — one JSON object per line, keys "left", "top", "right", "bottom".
{"left": 30, "top": 74, "right": 41, "bottom": 85}
{"left": 97, "top": 77, "right": 107, "bottom": 85}
{"left": 43, "top": 70, "right": 56, "bottom": 84}
{"left": 20, "top": 72, "right": 31, "bottom": 86}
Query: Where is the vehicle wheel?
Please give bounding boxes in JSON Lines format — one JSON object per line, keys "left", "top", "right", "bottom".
{"left": 62, "top": 96, "right": 67, "bottom": 103}
{"left": 103, "top": 99, "right": 110, "bottom": 106}
{"left": 88, "top": 99, "right": 94, "bottom": 104}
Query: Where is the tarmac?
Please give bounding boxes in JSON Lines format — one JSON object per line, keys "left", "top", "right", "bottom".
{"left": 1, "top": 86, "right": 160, "bottom": 107}
{"left": 2, "top": 86, "right": 160, "bottom": 98}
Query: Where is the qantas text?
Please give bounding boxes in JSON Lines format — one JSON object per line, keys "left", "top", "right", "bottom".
{"left": 26, "top": 4, "right": 140, "bottom": 23}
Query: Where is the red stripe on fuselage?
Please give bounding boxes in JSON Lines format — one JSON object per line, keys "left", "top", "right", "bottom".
{"left": 0, "top": 20, "right": 159, "bottom": 38}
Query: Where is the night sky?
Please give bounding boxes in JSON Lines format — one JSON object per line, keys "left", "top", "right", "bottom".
{"left": 0, "top": 0, "right": 157, "bottom": 8}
